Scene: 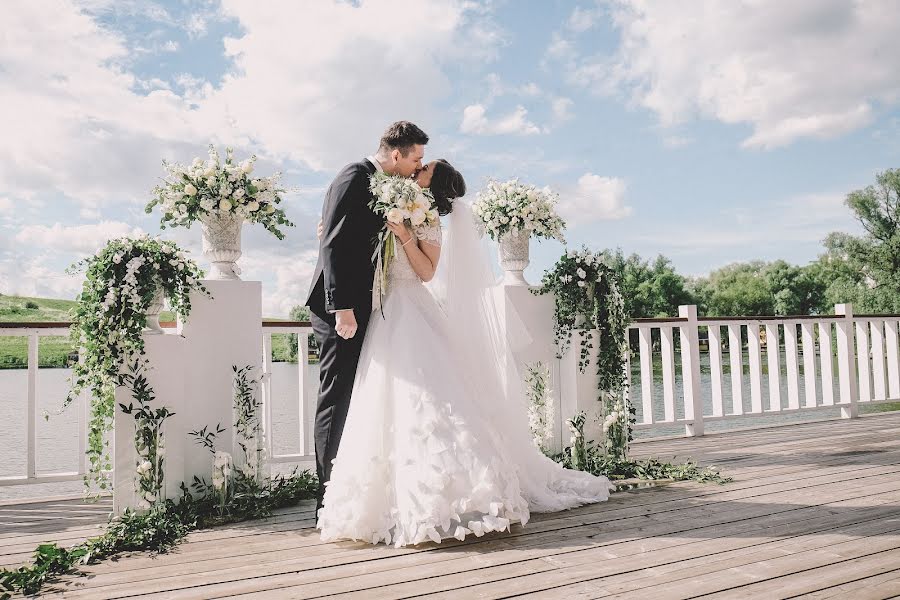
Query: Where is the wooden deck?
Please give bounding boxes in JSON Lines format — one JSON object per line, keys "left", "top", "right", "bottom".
{"left": 5, "top": 413, "right": 900, "bottom": 598}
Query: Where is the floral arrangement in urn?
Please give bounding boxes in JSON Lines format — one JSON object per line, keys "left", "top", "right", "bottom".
{"left": 146, "top": 145, "right": 294, "bottom": 279}
{"left": 472, "top": 179, "right": 565, "bottom": 285}
{"left": 472, "top": 179, "right": 566, "bottom": 242}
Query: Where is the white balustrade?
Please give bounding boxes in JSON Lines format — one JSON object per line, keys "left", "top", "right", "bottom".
{"left": 4, "top": 302, "right": 900, "bottom": 494}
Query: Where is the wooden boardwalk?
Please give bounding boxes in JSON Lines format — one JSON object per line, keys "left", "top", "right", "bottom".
{"left": 5, "top": 413, "right": 900, "bottom": 598}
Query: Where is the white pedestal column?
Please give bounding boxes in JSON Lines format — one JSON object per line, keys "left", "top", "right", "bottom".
{"left": 113, "top": 334, "right": 186, "bottom": 516}
{"left": 113, "top": 280, "right": 263, "bottom": 515}
{"left": 498, "top": 285, "right": 567, "bottom": 453}
{"left": 178, "top": 280, "right": 263, "bottom": 487}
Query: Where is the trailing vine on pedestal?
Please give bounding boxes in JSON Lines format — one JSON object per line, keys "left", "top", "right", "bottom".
{"left": 532, "top": 246, "right": 633, "bottom": 460}
{"left": 119, "top": 360, "right": 175, "bottom": 509}
{"left": 58, "top": 236, "right": 208, "bottom": 495}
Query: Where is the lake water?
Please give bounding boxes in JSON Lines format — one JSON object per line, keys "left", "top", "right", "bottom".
{"left": 0, "top": 350, "right": 863, "bottom": 500}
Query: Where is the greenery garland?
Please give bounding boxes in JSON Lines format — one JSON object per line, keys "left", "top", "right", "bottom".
{"left": 3, "top": 364, "right": 317, "bottom": 598}
{"left": 532, "top": 246, "right": 633, "bottom": 460}
{"left": 558, "top": 412, "right": 731, "bottom": 485}
{"left": 0, "top": 470, "right": 316, "bottom": 598}
{"left": 57, "top": 236, "right": 209, "bottom": 494}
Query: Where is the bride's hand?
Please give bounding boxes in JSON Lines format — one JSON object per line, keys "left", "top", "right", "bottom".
{"left": 386, "top": 221, "right": 413, "bottom": 246}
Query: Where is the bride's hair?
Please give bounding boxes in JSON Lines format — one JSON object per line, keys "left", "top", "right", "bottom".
{"left": 430, "top": 159, "right": 465, "bottom": 215}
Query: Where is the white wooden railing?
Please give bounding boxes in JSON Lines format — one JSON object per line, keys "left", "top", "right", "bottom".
{"left": 4, "top": 302, "right": 900, "bottom": 489}
{"left": 259, "top": 321, "right": 316, "bottom": 465}
{"left": 0, "top": 322, "right": 90, "bottom": 487}
{"left": 627, "top": 304, "right": 899, "bottom": 438}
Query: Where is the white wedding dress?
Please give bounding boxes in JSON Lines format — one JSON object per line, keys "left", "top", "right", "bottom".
{"left": 317, "top": 202, "right": 613, "bottom": 547}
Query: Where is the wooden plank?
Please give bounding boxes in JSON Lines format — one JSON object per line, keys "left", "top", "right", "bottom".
{"left": 638, "top": 326, "right": 654, "bottom": 424}
{"left": 857, "top": 320, "right": 873, "bottom": 403}
{"left": 801, "top": 322, "right": 819, "bottom": 408}
{"left": 819, "top": 322, "right": 835, "bottom": 406}
{"left": 886, "top": 320, "right": 900, "bottom": 400}
{"left": 871, "top": 320, "right": 888, "bottom": 401}
{"left": 44, "top": 461, "right": 900, "bottom": 598}
{"left": 784, "top": 322, "right": 801, "bottom": 410}
{"left": 765, "top": 323, "right": 782, "bottom": 411}
{"left": 708, "top": 325, "right": 725, "bottom": 417}
{"left": 728, "top": 324, "right": 744, "bottom": 415}
{"left": 747, "top": 322, "right": 763, "bottom": 414}
{"left": 660, "top": 326, "right": 676, "bottom": 423}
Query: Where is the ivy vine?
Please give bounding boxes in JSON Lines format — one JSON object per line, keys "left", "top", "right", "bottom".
{"left": 55, "top": 236, "right": 209, "bottom": 494}
{"left": 532, "top": 246, "right": 633, "bottom": 460}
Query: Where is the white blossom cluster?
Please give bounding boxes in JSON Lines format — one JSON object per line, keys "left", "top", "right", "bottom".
{"left": 472, "top": 179, "right": 566, "bottom": 242}
{"left": 603, "top": 401, "right": 627, "bottom": 434}
{"left": 212, "top": 450, "right": 233, "bottom": 492}
{"left": 135, "top": 431, "right": 166, "bottom": 509}
{"left": 149, "top": 145, "right": 290, "bottom": 236}
{"left": 525, "top": 362, "right": 555, "bottom": 452}
{"left": 562, "top": 248, "right": 607, "bottom": 288}
{"left": 368, "top": 172, "right": 439, "bottom": 228}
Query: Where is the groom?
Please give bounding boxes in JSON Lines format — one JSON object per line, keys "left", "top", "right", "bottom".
{"left": 305, "top": 121, "right": 428, "bottom": 510}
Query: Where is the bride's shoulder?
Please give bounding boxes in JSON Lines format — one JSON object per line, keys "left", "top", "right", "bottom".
{"left": 415, "top": 218, "right": 443, "bottom": 244}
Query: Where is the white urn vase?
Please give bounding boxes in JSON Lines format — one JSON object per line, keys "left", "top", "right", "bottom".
{"left": 499, "top": 230, "right": 531, "bottom": 286}
{"left": 201, "top": 212, "right": 244, "bottom": 280}
{"left": 143, "top": 289, "right": 165, "bottom": 335}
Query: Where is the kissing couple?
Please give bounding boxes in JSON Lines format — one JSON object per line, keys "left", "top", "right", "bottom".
{"left": 305, "top": 121, "right": 613, "bottom": 547}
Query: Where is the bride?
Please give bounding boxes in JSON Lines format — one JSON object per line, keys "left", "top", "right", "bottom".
{"left": 317, "top": 159, "right": 613, "bottom": 547}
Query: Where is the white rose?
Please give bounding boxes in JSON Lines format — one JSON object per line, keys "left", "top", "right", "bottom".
{"left": 200, "top": 199, "right": 214, "bottom": 212}
{"left": 183, "top": 183, "right": 197, "bottom": 196}
{"left": 206, "top": 177, "right": 216, "bottom": 187}
{"left": 386, "top": 208, "right": 404, "bottom": 224}
{"left": 234, "top": 188, "right": 245, "bottom": 199}
{"left": 246, "top": 201, "right": 260, "bottom": 212}
{"left": 240, "top": 160, "right": 254, "bottom": 174}
{"left": 577, "top": 268, "right": 587, "bottom": 279}
{"left": 577, "top": 280, "right": 586, "bottom": 287}
{"left": 219, "top": 199, "right": 232, "bottom": 211}
{"left": 411, "top": 209, "right": 427, "bottom": 226}
{"left": 138, "top": 460, "right": 152, "bottom": 474}
{"left": 264, "top": 204, "right": 276, "bottom": 214}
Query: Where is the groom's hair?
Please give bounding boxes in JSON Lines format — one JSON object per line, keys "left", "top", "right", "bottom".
{"left": 379, "top": 121, "right": 429, "bottom": 156}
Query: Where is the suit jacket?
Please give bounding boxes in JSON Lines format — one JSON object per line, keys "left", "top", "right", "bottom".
{"left": 305, "top": 159, "right": 383, "bottom": 318}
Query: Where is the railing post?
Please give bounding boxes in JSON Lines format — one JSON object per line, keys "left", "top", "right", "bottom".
{"left": 835, "top": 304, "right": 859, "bottom": 419}
{"left": 26, "top": 332, "right": 38, "bottom": 480}
{"left": 679, "top": 305, "right": 704, "bottom": 436}
{"left": 298, "top": 331, "right": 310, "bottom": 456}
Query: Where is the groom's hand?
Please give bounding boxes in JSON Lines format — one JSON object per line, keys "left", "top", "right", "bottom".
{"left": 317, "top": 219, "right": 324, "bottom": 240}
{"left": 335, "top": 309, "right": 358, "bottom": 339}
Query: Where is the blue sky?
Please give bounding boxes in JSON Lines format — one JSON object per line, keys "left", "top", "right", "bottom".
{"left": 1, "top": 0, "right": 899, "bottom": 316}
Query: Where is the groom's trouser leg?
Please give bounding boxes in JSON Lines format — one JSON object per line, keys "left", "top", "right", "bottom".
{"left": 311, "top": 311, "right": 370, "bottom": 509}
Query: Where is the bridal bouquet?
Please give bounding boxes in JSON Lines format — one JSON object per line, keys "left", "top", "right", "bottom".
{"left": 146, "top": 145, "right": 294, "bottom": 239}
{"left": 368, "top": 172, "right": 439, "bottom": 306}
{"left": 472, "top": 179, "right": 566, "bottom": 243}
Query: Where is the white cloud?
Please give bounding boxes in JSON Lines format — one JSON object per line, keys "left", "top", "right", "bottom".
{"left": 567, "top": 5, "right": 601, "bottom": 33}
{"left": 559, "top": 173, "right": 632, "bottom": 223}
{"left": 0, "top": 198, "right": 12, "bottom": 216}
{"left": 239, "top": 248, "right": 319, "bottom": 318}
{"left": 197, "top": 0, "right": 502, "bottom": 170}
{"left": 631, "top": 192, "right": 859, "bottom": 254}
{"left": 569, "top": 0, "right": 900, "bottom": 149}
{"left": 551, "top": 97, "right": 574, "bottom": 123}
{"left": 14, "top": 221, "right": 145, "bottom": 256}
{"left": 0, "top": 254, "right": 83, "bottom": 299}
{"left": 460, "top": 104, "right": 541, "bottom": 136}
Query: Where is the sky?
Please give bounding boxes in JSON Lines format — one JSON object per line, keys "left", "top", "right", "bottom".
{"left": 1, "top": 0, "right": 899, "bottom": 317}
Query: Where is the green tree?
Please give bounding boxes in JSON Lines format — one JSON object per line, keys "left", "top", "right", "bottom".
{"left": 601, "top": 250, "right": 695, "bottom": 318}
{"left": 763, "top": 260, "right": 828, "bottom": 316}
{"left": 822, "top": 168, "right": 900, "bottom": 313}
{"left": 692, "top": 262, "right": 774, "bottom": 317}
{"left": 288, "top": 305, "right": 315, "bottom": 361}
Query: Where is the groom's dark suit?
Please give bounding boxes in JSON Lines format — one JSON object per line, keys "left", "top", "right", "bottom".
{"left": 305, "top": 158, "right": 382, "bottom": 508}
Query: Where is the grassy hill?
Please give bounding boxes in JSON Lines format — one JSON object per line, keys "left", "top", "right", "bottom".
{"left": 0, "top": 294, "right": 299, "bottom": 368}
